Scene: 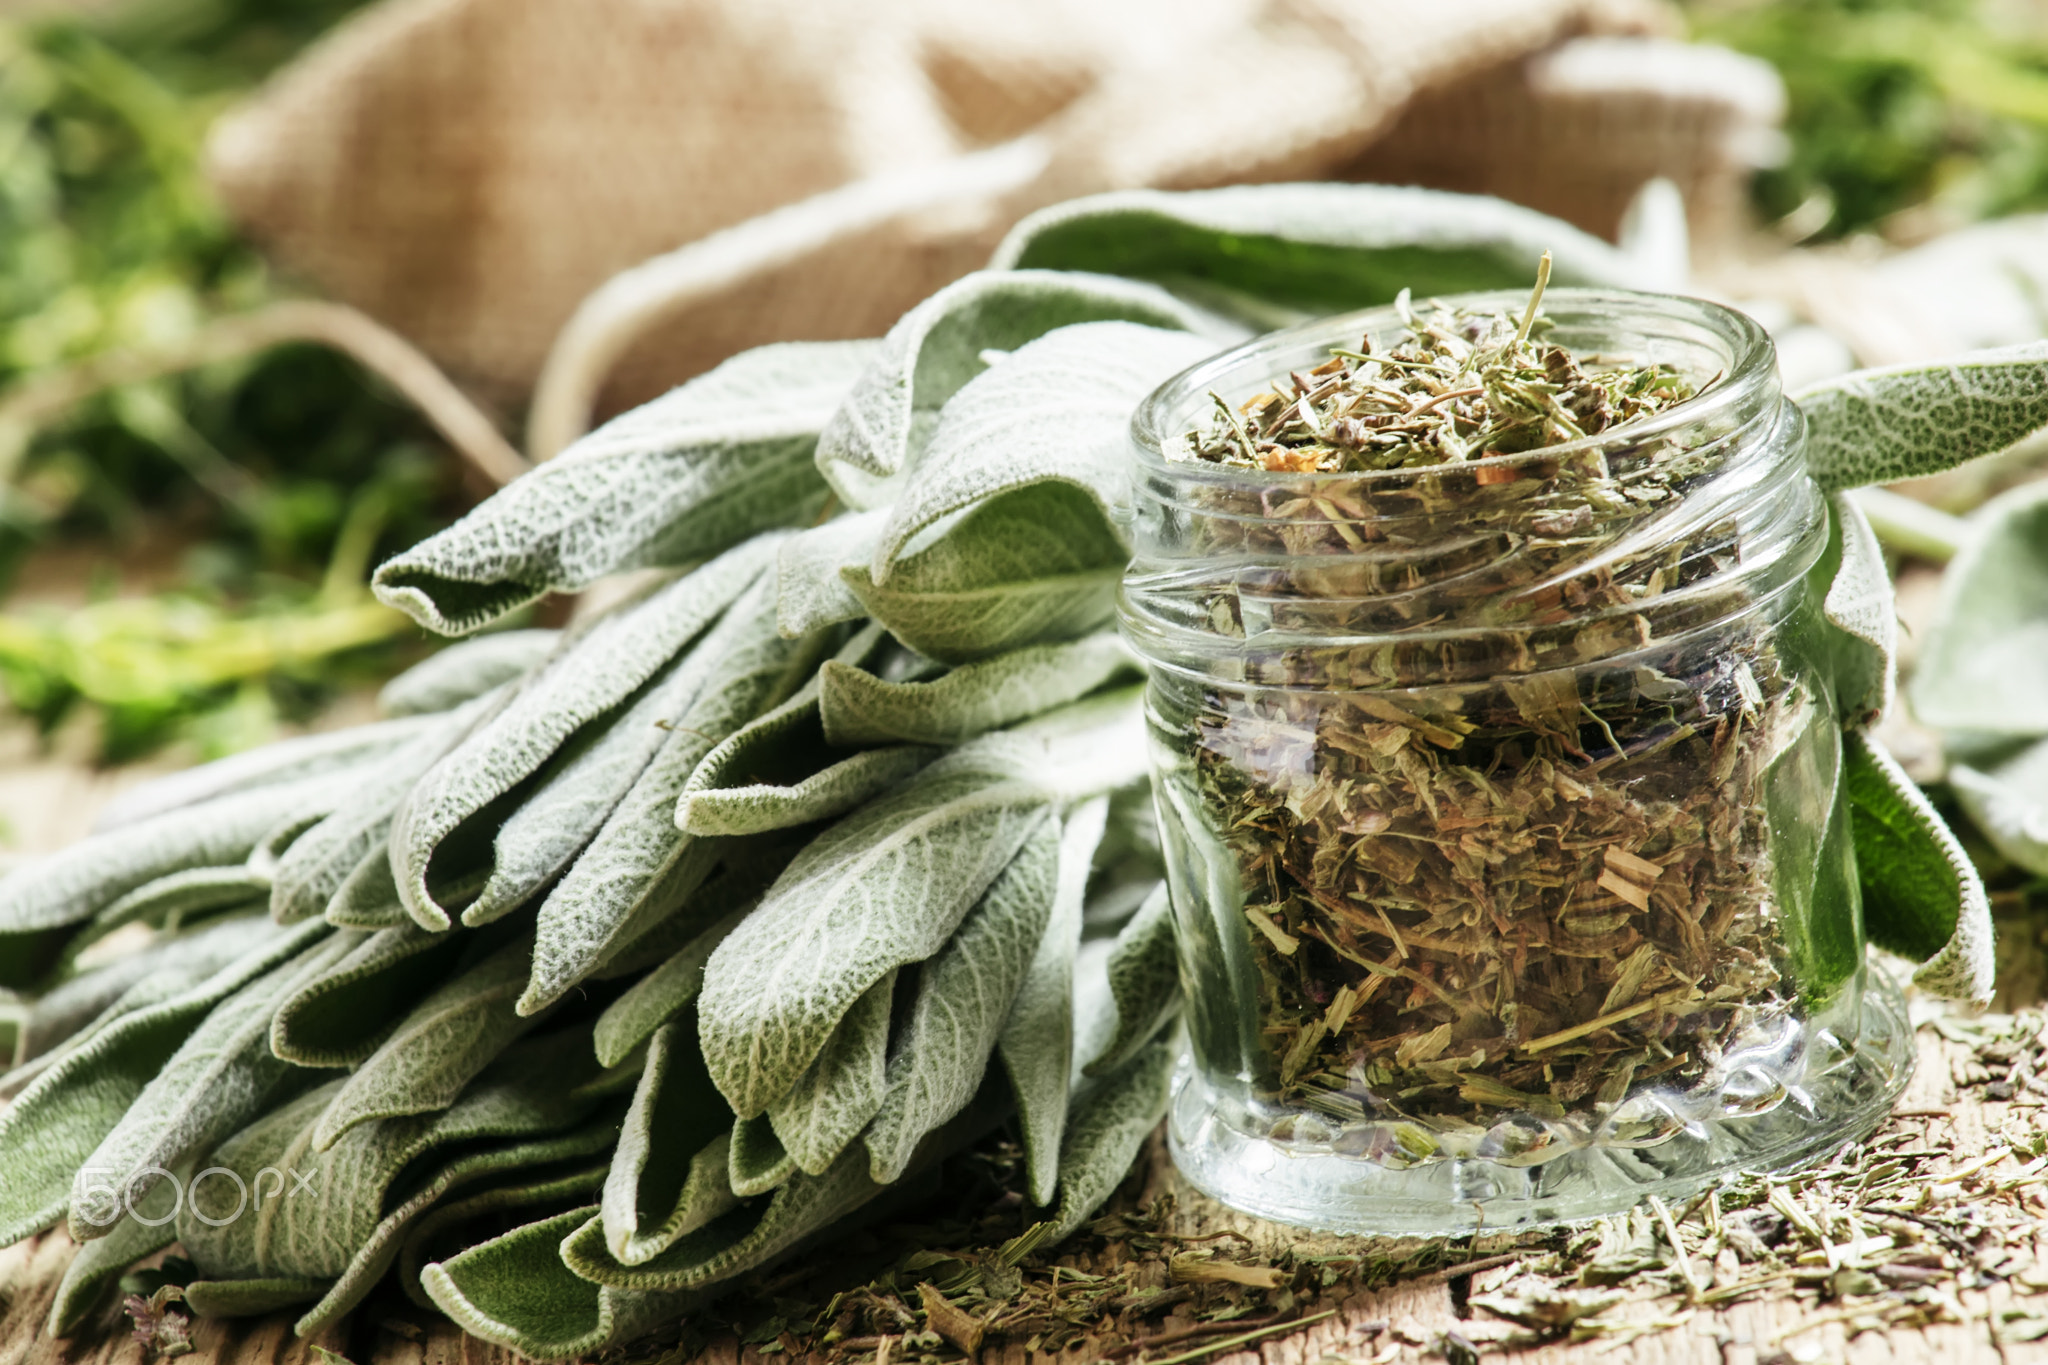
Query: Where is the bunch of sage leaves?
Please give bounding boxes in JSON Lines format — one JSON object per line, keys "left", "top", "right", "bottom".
{"left": 0, "top": 182, "right": 2027, "bottom": 1359}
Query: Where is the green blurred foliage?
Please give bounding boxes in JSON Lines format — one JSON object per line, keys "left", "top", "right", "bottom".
{"left": 1689, "top": 0, "right": 2048, "bottom": 240}
{"left": 0, "top": 0, "right": 476, "bottom": 761}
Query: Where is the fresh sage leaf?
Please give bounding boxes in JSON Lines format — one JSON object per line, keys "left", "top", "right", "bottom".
{"left": 421, "top": 1204, "right": 705, "bottom": 1361}
{"left": 293, "top": 1118, "right": 622, "bottom": 1337}
{"left": 819, "top": 633, "right": 1134, "bottom": 748}
{"left": 729, "top": 1115, "right": 795, "bottom": 1197}
{"left": 182, "top": 1277, "right": 328, "bottom": 1318}
{"left": 325, "top": 848, "right": 415, "bottom": 930}
{"left": 374, "top": 342, "right": 872, "bottom": 635}
{"left": 1044, "top": 1037, "right": 1174, "bottom": 1242}
{"left": 1813, "top": 492, "right": 1896, "bottom": 732}
{"left": 391, "top": 540, "right": 773, "bottom": 929}
{"left": 270, "top": 923, "right": 472, "bottom": 1068}
{"left": 89, "top": 865, "right": 268, "bottom": 940}
{"left": 565, "top": 1078, "right": 1009, "bottom": 1293}
{"left": 378, "top": 629, "right": 559, "bottom": 717}
{"left": 523, "top": 582, "right": 818, "bottom": 1013}
{"left": 89, "top": 715, "right": 439, "bottom": 834}
{"left": 269, "top": 700, "right": 488, "bottom": 925}
{"left": 0, "top": 918, "right": 328, "bottom": 1245}
{"left": 177, "top": 1028, "right": 614, "bottom": 1282}
{"left": 767, "top": 969, "right": 897, "bottom": 1176}
{"left": 842, "top": 481, "right": 1130, "bottom": 664}
{"left": 396, "top": 1161, "right": 609, "bottom": 1311}
{"left": 0, "top": 776, "right": 337, "bottom": 934}
{"left": 775, "top": 509, "right": 888, "bottom": 637}
{"left": 1082, "top": 882, "right": 1180, "bottom": 1078}
{"left": 869, "top": 321, "right": 1214, "bottom": 579}
{"left": 17, "top": 916, "right": 278, "bottom": 1067}
{"left": 601, "top": 1017, "right": 738, "bottom": 1267}
{"left": 1953, "top": 737, "right": 2048, "bottom": 878}
{"left": 865, "top": 818, "right": 1058, "bottom": 1183}
{"left": 466, "top": 635, "right": 733, "bottom": 928}
{"left": 678, "top": 624, "right": 933, "bottom": 836}
{"left": 48, "top": 1161, "right": 184, "bottom": 1334}
{"left": 698, "top": 746, "right": 1057, "bottom": 1118}
{"left": 70, "top": 930, "right": 357, "bottom": 1237}
{"left": 1797, "top": 341, "right": 2048, "bottom": 494}
{"left": 989, "top": 184, "right": 1649, "bottom": 322}
{"left": 678, "top": 747, "right": 935, "bottom": 838}
{"left": 312, "top": 935, "right": 546, "bottom": 1149}
{"left": 593, "top": 904, "right": 750, "bottom": 1069}
{"left": 997, "top": 798, "right": 1106, "bottom": 1205}
{"left": 1911, "top": 482, "right": 2048, "bottom": 736}
{"left": 1846, "top": 731, "right": 1994, "bottom": 1003}
{"left": 814, "top": 270, "right": 1218, "bottom": 507}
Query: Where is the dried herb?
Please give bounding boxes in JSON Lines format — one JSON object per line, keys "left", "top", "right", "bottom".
{"left": 1167, "top": 263, "right": 1809, "bottom": 1137}
{"left": 1179, "top": 256, "right": 1694, "bottom": 473}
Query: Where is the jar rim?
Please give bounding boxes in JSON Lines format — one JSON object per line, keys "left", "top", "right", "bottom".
{"left": 1129, "top": 287, "right": 1777, "bottom": 484}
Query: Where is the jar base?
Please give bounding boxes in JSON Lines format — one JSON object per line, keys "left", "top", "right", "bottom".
{"left": 1167, "top": 962, "right": 1914, "bottom": 1236}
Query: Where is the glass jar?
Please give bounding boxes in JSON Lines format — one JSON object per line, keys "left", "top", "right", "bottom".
{"left": 1119, "top": 289, "right": 1913, "bottom": 1234}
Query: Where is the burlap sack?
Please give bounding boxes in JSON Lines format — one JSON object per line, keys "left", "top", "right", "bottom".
{"left": 205, "top": 0, "right": 1781, "bottom": 443}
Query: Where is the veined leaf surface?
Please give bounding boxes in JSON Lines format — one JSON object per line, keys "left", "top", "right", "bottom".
{"left": 374, "top": 342, "right": 873, "bottom": 635}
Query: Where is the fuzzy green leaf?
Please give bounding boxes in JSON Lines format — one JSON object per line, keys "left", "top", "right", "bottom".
{"left": 1083, "top": 882, "right": 1180, "bottom": 1078}
{"left": 377, "top": 629, "right": 559, "bottom": 717}
{"left": 421, "top": 1205, "right": 705, "bottom": 1361}
{"left": 990, "top": 185, "right": 1650, "bottom": 323}
{"left": 678, "top": 747, "right": 936, "bottom": 838}
{"left": 593, "top": 903, "right": 750, "bottom": 1070}
{"left": 819, "top": 633, "right": 1135, "bottom": 748}
{"left": 698, "top": 745, "right": 1057, "bottom": 1118}
{"left": 0, "top": 776, "right": 337, "bottom": 934}
{"left": 815, "top": 271, "right": 1221, "bottom": 507}
{"left": 871, "top": 322, "right": 1213, "bottom": 580}
{"left": 775, "top": 509, "right": 888, "bottom": 637}
{"left": 601, "top": 1017, "right": 738, "bottom": 1267}
{"left": 1045, "top": 1038, "right": 1174, "bottom": 1242}
{"left": 89, "top": 866, "right": 268, "bottom": 940}
{"left": 728, "top": 1115, "right": 795, "bottom": 1197}
{"left": 48, "top": 1162, "right": 183, "bottom": 1334}
{"left": 997, "top": 798, "right": 1105, "bottom": 1205}
{"left": 177, "top": 1028, "right": 614, "bottom": 1282}
{"left": 391, "top": 541, "right": 773, "bottom": 929}
{"left": 374, "top": 342, "right": 872, "bottom": 635}
{"left": 270, "top": 700, "right": 488, "bottom": 925}
{"left": 843, "top": 482, "right": 1129, "bottom": 664}
{"left": 1846, "top": 731, "right": 1994, "bottom": 1003}
{"left": 16, "top": 916, "right": 278, "bottom": 1068}
{"left": 1813, "top": 492, "right": 1896, "bottom": 732}
{"left": 311, "top": 936, "right": 545, "bottom": 1149}
{"left": 1797, "top": 341, "right": 2048, "bottom": 494}
{"left": 1912, "top": 483, "right": 2048, "bottom": 735}
{"left": 465, "top": 634, "right": 734, "bottom": 928}
{"left": 1953, "top": 738, "right": 2048, "bottom": 878}
{"left": 397, "top": 1162, "right": 609, "bottom": 1311}
{"left": 0, "top": 919, "right": 327, "bottom": 1245}
{"left": 89, "top": 716, "right": 439, "bottom": 834}
{"left": 767, "top": 969, "right": 897, "bottom": 1176}
{"left": 70, "top": 931, "right": 357, "bottom": 1237}
{"left": 523, "top": 583, "right": 817, "bottom": 1014}
{"left": 292, "top": 1119, "right": 622, "bottom": 1338}
{"left": 270, "top": 924, "right": 473, "bottom": 1068}
{"left": 865, "top": 817, "right": 1058, "bottom": 1183}
{"left": 323, "top": 850, "right": 414, "bottom": 929}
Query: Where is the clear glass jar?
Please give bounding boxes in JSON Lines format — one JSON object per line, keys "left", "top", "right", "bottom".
{"left": 1119, "top": 289, "right": 1913, "bottom": 1234}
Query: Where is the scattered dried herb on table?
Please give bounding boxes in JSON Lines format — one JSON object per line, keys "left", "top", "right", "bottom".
{"left": 1167, "top": 264, "right": 1811, "bottom": 1137}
